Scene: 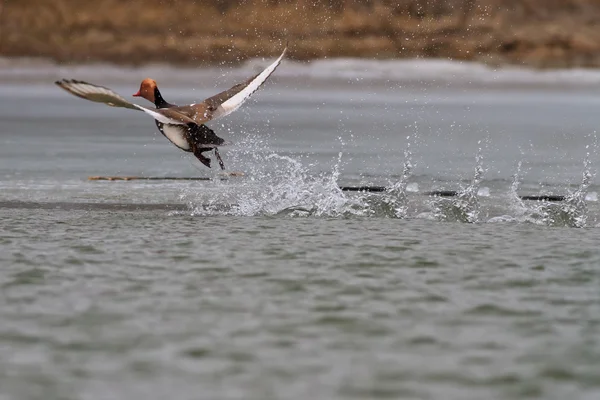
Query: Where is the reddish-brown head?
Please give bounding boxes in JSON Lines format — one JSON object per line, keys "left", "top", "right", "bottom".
{"left": 133, "top": 78, "right": 157, "bottom": 103}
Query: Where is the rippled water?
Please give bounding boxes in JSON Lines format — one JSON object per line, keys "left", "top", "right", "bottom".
{"left": 1, "top": 61, "right": 600, "bottom": 399}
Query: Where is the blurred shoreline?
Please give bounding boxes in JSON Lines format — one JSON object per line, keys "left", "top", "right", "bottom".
{"left": 2, "top": 0, "right": 600, "bottom": 69}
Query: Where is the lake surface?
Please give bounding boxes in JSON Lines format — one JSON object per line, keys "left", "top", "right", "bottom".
{"left": 0, "top": 59, "right": 599, "bottom": 400}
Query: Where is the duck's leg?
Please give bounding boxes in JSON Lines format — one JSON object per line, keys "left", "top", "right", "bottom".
{"left": 214, "top": 148, "right": 225, "bottom": 170}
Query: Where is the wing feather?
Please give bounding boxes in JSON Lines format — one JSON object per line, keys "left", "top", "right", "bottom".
{"left": 56, "top": 79, "right": 192, "bottom": 125}
{"left": 209, "top": 46, "right": 287, "bottom": 120}
{"left": 55, "top": 79, "right": 140, "bottom": 110}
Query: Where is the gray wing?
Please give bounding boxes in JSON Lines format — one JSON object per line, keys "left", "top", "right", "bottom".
{"left": 56, "top": 79, "right": 192, "bottom": 125}
{"left": 55, "top": 79, "right": 140, "bottom": 110}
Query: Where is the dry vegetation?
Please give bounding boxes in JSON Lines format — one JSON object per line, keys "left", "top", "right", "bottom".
{"left": 1, "top": 0, "right": 600, "bottom": 67}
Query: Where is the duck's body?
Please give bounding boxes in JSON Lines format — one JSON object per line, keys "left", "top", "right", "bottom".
{"left": 141, "top": 82, "right": 225, "bottom": 169}
{"left": 56, "top": 46, "right": 287, "bottom": 169}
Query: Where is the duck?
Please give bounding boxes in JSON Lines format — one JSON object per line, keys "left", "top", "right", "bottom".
{"left": 55, "top": 46, "right": 287, "bottom": 169}
{"left": 133, "top": 78, "right": 226, "bottom": 169}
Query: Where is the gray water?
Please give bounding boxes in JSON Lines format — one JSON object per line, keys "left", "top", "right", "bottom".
{"left": 1, "top": 60, "right": 600, "bottom": 400}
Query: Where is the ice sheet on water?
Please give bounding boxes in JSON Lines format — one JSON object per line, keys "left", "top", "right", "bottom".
{"left": 4, "top": 57, "right": 600, "bottom": 87}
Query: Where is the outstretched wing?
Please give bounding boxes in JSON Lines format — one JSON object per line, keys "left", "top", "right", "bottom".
{"left": 55, "top": 79, "right": 140, "bottom": 110}
{"left": 207, "top": 46, "right": 287, "bottom": 121}
{"left": 56, "top": 79, "right": 193, "bottom": 126}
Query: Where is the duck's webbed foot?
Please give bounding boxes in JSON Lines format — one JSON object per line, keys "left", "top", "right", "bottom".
{"left": 193, "top": 148, "right": 212, "bottom": 169}
{"left": 214, "top": 148, "right": 225, "bottom": 170}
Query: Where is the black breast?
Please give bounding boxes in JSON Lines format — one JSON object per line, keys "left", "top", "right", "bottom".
{"left": 186, "top": 124, "right": 225, "bottom": 147}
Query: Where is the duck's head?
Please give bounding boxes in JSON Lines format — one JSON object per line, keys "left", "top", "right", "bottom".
{"left": 133, "top": 78, "right": 158, "bottom": 103}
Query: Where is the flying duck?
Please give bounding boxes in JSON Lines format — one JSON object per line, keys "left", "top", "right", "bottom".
{"left": 55, "top": 46, "right": 287, "bottom": 169}
{"left": 132, "top": 78, "right": 226, "bottom": 169}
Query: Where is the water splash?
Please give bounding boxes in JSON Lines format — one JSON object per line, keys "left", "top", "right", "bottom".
{"left": 431, "top": 143, "right": 485, "bottom": 223}
{"left": 486, "top": 161, "right": 525, "bottom": 224}
{"left": 183, "top": 150, "right": 370, "bottom": 218}
{"left": 459, "top": 143, "right": 485, "bottom": 222}
{"left": 560, "top": 146, "right": 594, "bottom": 227}
{"left": 508, "top": 160, "right": 527, "bottom": 216}
{"left": 511, "top": 144, "right": 596, "bottom": 227}
{"left": 177, "top": 129, "right": 596, "bottom": 227}
{"left": 382, "top": 137, "right": 413, "bottom": 218}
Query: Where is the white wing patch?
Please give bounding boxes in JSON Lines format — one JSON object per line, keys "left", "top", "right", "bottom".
{"left": 212, "top": 47, "right": 287, "bottom": 121}
{"left": 132, "top": 105, "right": 188, "bottom": 125}
{"left": 159, "top": 124, "right": 190, "bottom": 150}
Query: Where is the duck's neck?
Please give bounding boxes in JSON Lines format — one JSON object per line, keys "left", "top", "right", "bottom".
{"left": 154, "top": 87, "right": 173, "bottom": 108}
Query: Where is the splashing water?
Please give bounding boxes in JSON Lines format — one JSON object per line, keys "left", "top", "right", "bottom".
{"left": 176, "top": 127, "right": 595, "bottom": 226}
{"left": 509, "top": 161, "right": 524, "bottom": 205}
{"left": 381, "top": 137, "right": 413, "bottom": 218}
{"left": 179, "top": 129, "right": 422, "bottom": 219}
{"left": 431, "top": 143, "right": 485, "bottom": 223}
{"left": 487, "top": 160, "right": 526, "bottom": 224}
{"left": 181, "top": 148, "right": 370, "bottom": 217}
{"left": 560, "top": 147, "right": 594, "bottom": 227}
{"left": 509, "top": 144, "right": 596, "bottom": 227}
{"left": 460, "top": 144, "right": 485, "bottom": 222}
{"left": 506, "top": 160, "right": 529, "bottom": 219}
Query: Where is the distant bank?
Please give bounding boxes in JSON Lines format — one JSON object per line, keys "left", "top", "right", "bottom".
{"left": 2, "top": 0, "right": 600, "bottom": 68}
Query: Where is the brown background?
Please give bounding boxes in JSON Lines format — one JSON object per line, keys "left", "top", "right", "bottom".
{"left": 2, "top": 0, "right": 600, "bottom": 68}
